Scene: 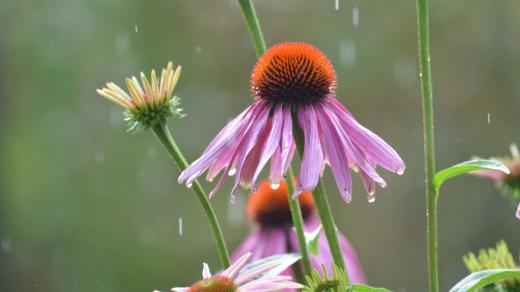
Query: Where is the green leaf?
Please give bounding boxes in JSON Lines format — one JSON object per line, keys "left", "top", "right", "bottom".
{"left": 352, "top": 284, "right": 393, "bottom": 292}
{"left": 434, "top": 159, "right": 509, "bottom": 191}
{"left": 305, "top": 225, "right": 323, "bottom": 255}
{"left": 449, "top": 269, "right": 520, "bottom": 292}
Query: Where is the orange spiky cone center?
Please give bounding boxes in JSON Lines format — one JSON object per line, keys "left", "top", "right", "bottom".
{"left": 251, "top": 42, "right": 336, "bottom": 105}
{"left": 189, "top": 276, "right": 237, "bottom": 292}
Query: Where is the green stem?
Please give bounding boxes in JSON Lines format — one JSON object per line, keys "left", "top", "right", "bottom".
{"left": 285, "top": 167, "right": 313, "bottom": 278}
{"left": 236, "top": 0, "right": 314, "bottom": 280}
{"left": 152, "top": 123, "right": 231, "bottom": 268}
{"left": 292, "top": 119, "right": 350, "bottom": 286}
{"left": 237, "top": 0, "right": 266, "bottom": 57}
{"left": 416, "top": 0, "right": 438, "bottom": 291}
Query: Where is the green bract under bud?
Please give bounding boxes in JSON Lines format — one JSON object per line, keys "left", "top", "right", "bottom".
{"left": 304, "top": 265, "right": 349, "bottom": 292}
{"left": 97, "top": 61, "right": 185, "bottom": 133}
{"left": 463, "top": 241, "right": 520, "bottom": 290}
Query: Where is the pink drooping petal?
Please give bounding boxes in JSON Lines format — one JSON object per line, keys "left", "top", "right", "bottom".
{"left": 230, "top": 105, "right": 271, "bottom": 196}
{"left": 234, "top": 252, "right": 300, "bottom": 285}
{"left": 231, "top": 228, "right": 287, "bottom": 264}
{"left": 516, "top": 202, "right": 520, "bottom": 219}
{"left": 250, "top": 106, "right": 284, "bottom": 187}
{"left": 329, "top": 97, "right": 405, "bottom": 174}
{"left": 322, "top": 103, "right": 387, "bottom": 188}
{"left": 238, "top": 276, "right": 303, "bottom": 291}
{"left": 287, "top": 215, "right": 367, "bottom": 284}
{"left": 316, "top": 107, "right": 353, "bottom": 202}
{"left": 280, "top": 106, "right": 295, "bottom": 174}
{"left": 239, "top": 121, "right": 272, "bottom": 190}
{"left": 337, "top": 230, "right": 367, "bottom": 284}
{"left": 294, "top": 105, "right": 324, "bottom": 198}
{"left": 221, "top": 252, "right": 252, "bottom": 280}
{"left": 269, "top": 147, "right": 283, "bottom": 185}
{"left": 178, "top": 102, "right": 260, "bottom": 186}
{"left": 471, "top": 169, "right": 508, "bottom": 181}
{"left": 171, "top": 287, "right": 189, "bottom": 292}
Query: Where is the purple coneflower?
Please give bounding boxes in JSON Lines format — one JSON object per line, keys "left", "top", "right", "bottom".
{"left": 171, "top": 252, "right": 303, "bottom": 292}
{"left": 231, "top": 180, "right": 367, "bottom": 283}
{"left": 178, "top": 42, "right": 404, "bottom": 202}
{"left": 472, "top": 144, "right": 520, "bottom": 219}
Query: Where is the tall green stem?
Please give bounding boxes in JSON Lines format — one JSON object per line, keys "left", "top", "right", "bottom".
{"left": 416, "top": 0, "right": 438, "bottom": 291}
{"left": 285, "top": 167, "right": 313, "bottom": 277}
{"left": 152, "top": 123, "right": 231, "bottom": 268}
{"left": 236, "top": 0, "right": 313, "bottom": 279}
{"left": 237, "top": 0, "right": 266, "bottom": 58}
{"left": 292, "top": 118, "right": 350, "bottom": 286}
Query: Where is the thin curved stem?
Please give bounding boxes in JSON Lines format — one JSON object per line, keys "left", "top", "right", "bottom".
{"left": 416, "top": 0, "right": 438, "bottom": 290}
{"left": 237, "top": 0, "right": 266, "bottom": 57}
{"left": 285, "top": 167, "right": 313, "bottom": 278}
{"left": 152, "top": 123, "right": 231, "bottom": 268}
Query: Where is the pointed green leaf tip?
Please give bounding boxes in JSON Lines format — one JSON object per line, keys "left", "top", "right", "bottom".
{"left": 449, "top": 269, "right": 520, "bottom": 292}
{"left": 352, "top": 284, "right": 393, "bottom": 292}
{"left": 434, "top": 159, "right": 510, "bottom": 192}
{"left": 305, "top": 225, "right": 323, "bottom": 256}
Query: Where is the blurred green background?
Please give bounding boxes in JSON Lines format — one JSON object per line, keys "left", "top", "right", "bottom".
{"left": 1, "top": 0, "right": 519, "bottom": 291}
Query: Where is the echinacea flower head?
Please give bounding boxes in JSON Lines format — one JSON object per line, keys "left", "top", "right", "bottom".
{"left": 171, "top": 252, "right": 303, "bottom": 292}
{"left": 96, "top": 62, "right": 185, "bottom": 133}
{"left": 178, "top": 42, "right": 405, "bottom": 202}
{"left": 232, "top": 180, "right": 366, "bottom": 284}
{"left": 472, "top": 144, "right": 520, "bottom": 219}
{"left": 463, "top": 241, "right": 520, "bottom": 289}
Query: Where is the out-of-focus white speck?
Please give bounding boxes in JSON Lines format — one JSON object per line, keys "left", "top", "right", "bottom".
{"left": 147, "top": 146, "right": 158, "bottom": 160}
{"left": 115, "top": 32, "right": 130, "bottom": 55}
{"left": 352, "top": 7, "right": 359, "bottom": 27}
{"left": 393, "top": 57, "right": 417, "bottom": 89}
{"left": 228, "top": 193, "right": 246, "bottom": 226}
{"left": 1, "top": 238, "right": 12, "bottom": 254}
{"left": 95, "top": 151, "right": 105, "bottom": 164}
{"left": 134, "top": 25, "right": 138, "bottom": 33}
{"left": 179, "top": 217, "right": 183, "bottom": 236}
{"left": 195, "top": 46, "right": 202, "bottom": 54}
{"left": 339, "top": 40, "right": 356, "bottom": 67}
{"left": 487, "top": 113, "right": 491, "bottom": 124}
{"left": 334, "top": 0, "right": 339, "bottom": 11}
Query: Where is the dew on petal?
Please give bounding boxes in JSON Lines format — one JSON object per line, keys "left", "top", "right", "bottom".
{"left": 228, "top": 168, "right": 237, "bottom": 176}
{"left": 270, "top": 181, "right": 280, "bottom": 190}
{"left": 397, "top": 167, "right": 405, "bottom": 175}
{"left": 367, "top": 192, "right": 376, "bottom": 203}
{"left": 187, "top": 182, "right": 193, "bottom": 188}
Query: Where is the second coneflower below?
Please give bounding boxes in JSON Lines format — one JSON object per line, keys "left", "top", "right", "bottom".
{"left": 231, "top": 180, "right": 367, "bottom": 284}
{"left": 178, "top": 42, "right": 405, "bottom": 202}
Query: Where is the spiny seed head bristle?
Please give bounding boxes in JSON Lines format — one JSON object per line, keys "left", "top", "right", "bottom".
{"left": 251, "top": 42, "right": 336, "bottom": 105}
{"left": 247, "top": 180, "right": 315, "bottom": 228}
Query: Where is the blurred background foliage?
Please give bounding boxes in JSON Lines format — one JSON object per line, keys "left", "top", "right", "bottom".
{"left": 1, "top": 0, "right": 519, "bottom": 291}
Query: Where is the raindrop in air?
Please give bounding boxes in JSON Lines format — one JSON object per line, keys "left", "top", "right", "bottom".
{"left": 352, "top": 7, "right": 359, "bottom": 27}
{"left": 1, "top": 238, "right": 12, "bottom": 254}
{"left": 487, "top": 113, "right": 491, "bottom": 124}
{"left": 134, "top": 25, "right": 138, "bottom": 33}
{"left": 334, "top": 0, "right": 339, "bottom": 10}
{"left": 178, "top": 217, "right": 183, "bottom": 236}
